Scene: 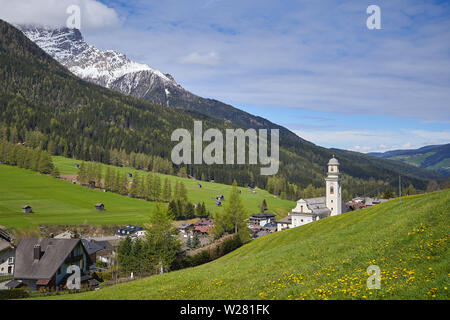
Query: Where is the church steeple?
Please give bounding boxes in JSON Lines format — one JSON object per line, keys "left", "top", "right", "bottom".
{"left": 326, "top": 156, "right": 341, "bottom": 216}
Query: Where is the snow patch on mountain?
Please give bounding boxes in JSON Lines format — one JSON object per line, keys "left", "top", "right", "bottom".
{"left": 17, "top": 25, "right": 177, "bottom": 89}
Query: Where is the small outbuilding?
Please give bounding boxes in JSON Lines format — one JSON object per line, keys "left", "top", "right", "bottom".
{"left": 95, "top": 203, "right": 105, "bottom": 211}
{"left": 22, "top": 205, "right": 32, "bottom": 214}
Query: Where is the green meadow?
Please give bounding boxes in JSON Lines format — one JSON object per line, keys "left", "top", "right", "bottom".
{"left": 43, "top": 189, "right": 449, "bottom": 300}
{"left": 52, "top": 156, "right": 294, "bottom": 216}
{"left": 0, "top": 159, "right": 295, "bottom": 230}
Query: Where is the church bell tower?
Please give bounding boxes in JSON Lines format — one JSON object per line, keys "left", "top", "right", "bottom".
{"left": 326, "top": 156, "right": 341, "bottom": 216}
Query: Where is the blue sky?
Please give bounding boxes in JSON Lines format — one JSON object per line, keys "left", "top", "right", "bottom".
{"left": 1, "top": 0, "right": 449, "bottom": 152}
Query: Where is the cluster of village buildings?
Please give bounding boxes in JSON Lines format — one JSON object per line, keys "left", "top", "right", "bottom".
{"left": 0, "top": 157, "right": 389, "bottom": 293}
{"left": 0, "top": 227, "right": 114, "bottom": 292}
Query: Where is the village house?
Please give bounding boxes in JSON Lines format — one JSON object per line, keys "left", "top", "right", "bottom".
{"left": 248, "top": 213, "right": 276, "bottom": 228}
{"left": 81, "top": 239, "right": 114, "bottom": 267}
{"left": 22, "top": 205, "right": 32, "bottom": 214}
{"left": 177, "top": 223, "right": 194, "bottom": 238}
{"left": 95, "top": 203, "right": 105, "bottom": 211}
{"left": 276, "top": 216, "right": 292, "bottom": 231}
{"left": 193, "top": 218, "right": 214, "bottom": 236}
{"left": 115, "top": 225, "right": 144, "bottom": 238}
{"left": 277, "top": 156, "right": 347, "bottom": 231}
{"left": 0, "top": 240, "right": 14, "bottom": 276}
{"left": 12, "top": 238, "right": 92, "bottom": 291}
{"left": 0, "top": 227, "right": 14, "bottom": 277}
{"left": 55, "top": 230, "right": 77, "bottom": 239}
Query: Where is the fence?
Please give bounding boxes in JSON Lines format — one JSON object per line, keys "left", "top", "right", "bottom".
{"left": 0, "top": 274, "right": 13, "bottom": 283}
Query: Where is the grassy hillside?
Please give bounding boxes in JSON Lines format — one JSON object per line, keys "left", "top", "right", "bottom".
{"left": 44, "top": 188, "right": 449, "bottom": 300}
{"left": 52, "top": 156, "right": 294, "bottom": 216}
{"left": 0, "top": 163, "right": 294, "bottom": 230}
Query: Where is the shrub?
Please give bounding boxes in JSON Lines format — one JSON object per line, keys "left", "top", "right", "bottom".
{"left": 0, "top": 288, "right": 30, "bottom": 300}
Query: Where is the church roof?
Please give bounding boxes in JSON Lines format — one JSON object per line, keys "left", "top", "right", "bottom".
{"left": 328, "top": 157, "right": 339, "bottom": 165}
{"left": 293, "top": 197, "right": 330, "bottom": 217}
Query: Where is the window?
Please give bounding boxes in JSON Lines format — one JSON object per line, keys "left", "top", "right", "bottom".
{"left": 8, "top": 257, "right": 14, "bottom": 264}
{"left": 330, "top": 186, "right": 334, "bottom": 194}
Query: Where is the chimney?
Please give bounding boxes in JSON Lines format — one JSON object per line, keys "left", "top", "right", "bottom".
{"left": 33, "top": 244, "right": 41, "bottom": 261}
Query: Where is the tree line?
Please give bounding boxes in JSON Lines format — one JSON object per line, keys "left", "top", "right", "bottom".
{"left": 0, "top": 139, "right": 57, "bottom": 176}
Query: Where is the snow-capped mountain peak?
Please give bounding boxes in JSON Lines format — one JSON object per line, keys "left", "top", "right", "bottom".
{"left": 17, "top": 25, "right": 177, "bottom": 90}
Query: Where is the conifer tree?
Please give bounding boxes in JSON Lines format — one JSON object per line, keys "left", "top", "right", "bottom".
{"left": 104, "top": 167, "right": 112, "bottom": 191}
{"left": 168, "top": 200, "right": 178, "bottom": 219}
{"left": 152, "top": 175, "right": 161, "bottom": 201}
{"left": 179, "top": 181, "right": 188, "bottom": 202}
{"left": 214, "top": 180, "right": 248, "bottom": 241}
{"left": 184, "top": 202, "right": 194, "bottom": 219}
{"left": 119, "top": 172, "right": 129, "bottom": 195}
{"left": 162, "top": 178, "right": 172, "bottom": 202}
{"left": 129, "top": 172, "right": 140, "bottom": 198}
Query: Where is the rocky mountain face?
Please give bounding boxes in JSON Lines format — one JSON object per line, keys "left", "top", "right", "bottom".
{"left": 17, "top": 25, "right": 182, "bottom": 107}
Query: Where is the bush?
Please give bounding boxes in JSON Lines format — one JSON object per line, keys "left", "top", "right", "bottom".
{"left": 171, "top": 234, "right": 244, "bottom": 271}
{"left": 0, "top": 288, "right": 30, "bottom": 300}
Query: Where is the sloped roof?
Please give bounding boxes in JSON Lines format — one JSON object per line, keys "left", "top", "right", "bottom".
{"left": 294, "top": 197, "right": 330, "bottom": 216}
{"left": 0, "top": 238, "right": 13, "bottom": 252}
{"left": 277, "top": 216, "right": 292, "bottom": 224}
{"left": 328, "top": 157, "right": 339, "bottom": 165}
{"left": 81, "top": 239, "right": 113, "bottom": 255}
{"left": 14, "top": 238, "right": 80, "bottom": 280}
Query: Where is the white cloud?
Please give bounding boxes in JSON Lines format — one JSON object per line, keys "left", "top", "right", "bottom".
{"left": 0, "top": 0, "right": 121, "bottom": 30}
{"left": 179, "top": 51, "right": 221, "bottom": 66}
{"left": 293, "top": 129, "right": 450, "bottom": 153}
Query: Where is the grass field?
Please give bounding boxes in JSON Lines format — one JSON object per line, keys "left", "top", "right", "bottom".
{"left": 52, "top": 156, "right": 295, "bottom": 216}
{"left": 0, "top": 161, "right": 294, "bottom": 230}
{"left": 41, "top": 188, "right": 449, "bottom": 300}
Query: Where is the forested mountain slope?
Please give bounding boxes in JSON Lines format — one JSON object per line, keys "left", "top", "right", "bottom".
{"left": 0, "top": 20, "right": 441, "bottom": 194}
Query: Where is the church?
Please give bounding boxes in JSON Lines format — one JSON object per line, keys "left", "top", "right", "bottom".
{"left": 277, "top": 156, "right": 345, "bottom": 231}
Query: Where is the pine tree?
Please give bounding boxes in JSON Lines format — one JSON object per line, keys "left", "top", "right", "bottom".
{"left": 168, "top": 200, "right": 178, "bottom": 219}
{"left": 184, "top": 202, "right": 194, "bottom": 219}
{"left": 38, "top": 151, "right": 54, "bottom": 174}
{"left": 214, "top": 180, "right": 248, "bottom": 241}
{"left": 119, "top": 172, "right": 129, "bottom": 195}
{"left": 104, "top": 167, "right": 112, "bottom": 191}
{"left": 130, "top": 172, "right": 140, "bottom": 198}
{"left": 145, "top": 174, "right": 153, "bottom": 201}
{"left": 145, "top": 204, "right": 181, "bottom": 273}
{"left": 152, "top": 175, "right": 161, "bottom": 201}
{"left": 162, "top": 178, "right": 172, "bottom": 202}
{"left": 192, "top": 233, "right": 200, "bottom": 248}
{"left": 95, "top": 163, "right": 102, "bottom": 188}
{"left": 179, "top": 181, "right": 188, "bottom": 202}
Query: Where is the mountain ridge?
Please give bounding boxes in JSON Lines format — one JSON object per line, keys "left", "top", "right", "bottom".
{"left": 368, "top": 144, "right": 450, "bottom": 176}
{"left": 0, "top": 20, "right": 442, "bottom": 193}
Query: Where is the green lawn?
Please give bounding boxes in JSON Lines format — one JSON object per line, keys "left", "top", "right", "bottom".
{"left": 0, "top": 165, "right": 155, "bottom": 229}
{"left": 52, "top": 156, "right": 295, "bottom": 216}
{"left": 0, "top": 161, "right": 294, "bottom": 230}
{"left": 42, "top": 188, "right": 449, "bottom": 300}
